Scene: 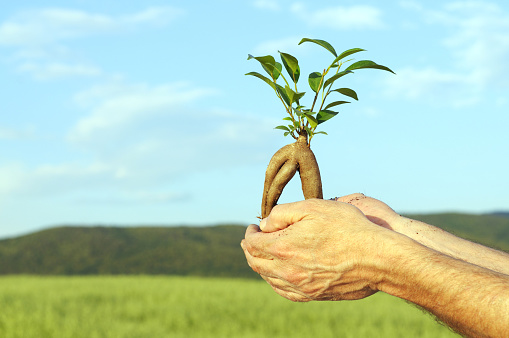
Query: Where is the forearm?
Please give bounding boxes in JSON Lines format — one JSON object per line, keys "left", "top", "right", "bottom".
{"left": 392, "top": 216, "right": 509, "bottom": 275}
{"left": 379, "top": 235, "right": 509, "bottom": 337}
{"left": 339, "top": 194, "right": 509, "bottom": 275}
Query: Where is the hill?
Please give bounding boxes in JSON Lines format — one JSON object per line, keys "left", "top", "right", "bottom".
{"left": 0, "top": 225, "right": 258, "bottom": 278}
{"left": 0, "top": 212, "right": 508, "bottom": 277}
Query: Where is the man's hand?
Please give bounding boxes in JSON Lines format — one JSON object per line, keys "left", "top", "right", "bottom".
{"left": 334, "top": 193, "right": 402, "bottom": 230}
{"left": 338, "top": 193, "right": 509, "bottom": 275}
{"left": 242, "top": 195, "right": 509, "bottom": 337}
{"left": 241, "top": 198, "right": 400, "bottom": 302}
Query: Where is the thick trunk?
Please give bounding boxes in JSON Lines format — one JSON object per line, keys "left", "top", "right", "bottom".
{"left": 261, "top": 133, "right": 323, "bottom": 218}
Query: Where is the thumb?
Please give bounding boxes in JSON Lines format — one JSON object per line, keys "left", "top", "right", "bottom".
{"left": 259, "top": 201, "right": 308, "bottom": 233}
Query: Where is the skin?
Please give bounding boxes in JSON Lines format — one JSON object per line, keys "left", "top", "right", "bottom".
{"left": 241, "top": 194, "right": 509, "bottom": 337}
{"left": 261, "top": 133, "right": 322, "bottom": 218}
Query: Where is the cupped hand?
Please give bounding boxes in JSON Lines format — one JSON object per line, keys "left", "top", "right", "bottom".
{"left": 241, "top": 198, "right": 397, "bottom": 302}
{"left": 334, "top": 193, "right": 403, "bottom": 231}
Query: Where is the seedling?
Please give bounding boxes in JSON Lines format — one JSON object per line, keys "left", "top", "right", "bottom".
{"left": 247, "top": 38, "right": 394, "bottom": 218}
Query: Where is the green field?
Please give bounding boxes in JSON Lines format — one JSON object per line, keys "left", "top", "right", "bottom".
{"left": 0, "top": 275, "right": 458, "bottom": 337}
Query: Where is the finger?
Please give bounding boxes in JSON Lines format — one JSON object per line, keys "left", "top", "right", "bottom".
{"left": 242, "top": 244, "right": 279, "bottom": 277}
{"left": 241, "top": 238, "right": 273, "bottom": 260}
{"left": 335, "top": 193, "right": 367, "bottom": 205}
{"left": 260, "top": 200, "right": 310, "bottom": 232}
{"left": 262, "top": 275, "right": 297, "bottom": 293}
{"left": 244, "top": 223, "right": 261, "bottom": 236}
{"left": 270, "top": 284, "right": 310, "bottom": 302}
{"left": 243, "top": 224, "right": 279, "bottom": 260}
{"left": 260, "top": 274, "right": 309, "bottom": 301}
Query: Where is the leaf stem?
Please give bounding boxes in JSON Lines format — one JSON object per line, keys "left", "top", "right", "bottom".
{"left": 310, "top": 69, "right": 327, "bottom": 113}
{"left": 317, "top": 61, "right": 343, "bottom": 121}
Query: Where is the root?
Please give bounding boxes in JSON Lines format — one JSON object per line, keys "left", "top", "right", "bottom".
{"left": 264, "top": 160, "right": 298, "bottom": 218}
{"left": 296, "top": 143, "right": 323, "bottom": 201}
{"left": 261, "top": 143, "right": 294, "bottom": 217}
{"left": 261, "top": 134, "right": 323, "bottom": 218}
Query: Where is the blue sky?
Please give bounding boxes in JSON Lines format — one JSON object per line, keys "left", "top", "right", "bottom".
{"left": 1, "top": 0, "right": 508, "bottom": 238}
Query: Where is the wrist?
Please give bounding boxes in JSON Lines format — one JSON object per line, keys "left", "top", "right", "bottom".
{"left": 387, "top": 216, "right": 444, "bottom": 250}
{"left": 362, "top": 227, "right": 424, "bottom": 292}
{"left": 374, "top": 232, "right": 442, "bottom": 298}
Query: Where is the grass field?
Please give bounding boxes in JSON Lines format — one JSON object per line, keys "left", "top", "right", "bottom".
{"left": 0, "top": 275, "right": 458, "bottom": 337}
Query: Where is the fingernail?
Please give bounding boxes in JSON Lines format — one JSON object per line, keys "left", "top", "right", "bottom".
{"left": 259, "top": 218, "right": 267, "bottom": 231}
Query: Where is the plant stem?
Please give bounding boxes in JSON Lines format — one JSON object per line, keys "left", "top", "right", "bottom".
{"left": 310, "top": 69, "right": 326, "bottom": 113}
{"left": 317, "top": 61, "right": 343, "bottom": 117}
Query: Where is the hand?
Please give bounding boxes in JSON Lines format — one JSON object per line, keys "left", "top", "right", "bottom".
{"left": 334, "top": 193, "right": 402, "bottom": 231}
{"left": 339, "top": 194, "right": 509, "bottom": 275}
{"left": 241, "top": 198, "right": 398, "bottom": 302}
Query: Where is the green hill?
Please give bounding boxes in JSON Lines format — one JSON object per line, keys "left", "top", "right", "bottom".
{"left": 0, "top": 213, "right": 508, "bottom": 277}
{"left": 0, "top": 225, "right": 258, "bottom": 278}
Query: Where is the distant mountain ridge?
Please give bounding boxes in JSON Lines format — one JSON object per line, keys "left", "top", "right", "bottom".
{"left": 487, "top": 211, "right": 509, "bottom": 219}
{"left": 0, "top": 225, "right": 258, "bottom": 278}
{"left": 0, "top": 212, "right": 508, "bottom": 277}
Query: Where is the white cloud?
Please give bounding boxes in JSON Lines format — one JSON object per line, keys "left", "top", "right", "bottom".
{"left": 74, "top": 191, "right": 192, "bottom": 205}
{"left": 0, "top": 6, "right": 183, "bottom": 46}
{"left": 0, "top": 6, "right": 183, "bottom": 82}
{"left": 388, "top": 1, "right": 509, "bottom": 104}
{"left": 69, "top": 82, "right": 216, "bottom": 143}
{"left": 0, "top": 79, "right": 278, "bottom": 203}
{"left": 0, "top": 126, "right": 35, "bottom": 140}
{"left": 253, "top": 0, "right": 280, "bottom": 11}
{"left": 66, "top": 80, "right": 278, "bottom": 188}
{"left": 442, "top": 3, "right": 509, "bottom": 88}
{"left": 0, "top": 162, "right": 111, "bottom": 198}
{"left": 291, "top": 3, "right": 384, "bottom": 30}
{"left": 18, "top": 62, "right": 102, "bottom": 80}
{"left": 125, "top": 6, "right": 182, "bottom": 25}
{"left": 399, "top": 0, "right": 423, "bottom": 11}
{"left": 251, "top": 36, "right": 305, "bottom": 55}
{"left": 384, "top": 67, "right": 480, "bottom": 107}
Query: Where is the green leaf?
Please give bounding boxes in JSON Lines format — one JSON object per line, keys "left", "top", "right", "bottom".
{"left": 332, "top": 88, "right": 358, "bottom": 100}
{"left": 345, "top": 60, "right": 395, "bottom": 74}
{"left": 324, "top": 101, "right": 349, "bottom": 110}
{"left": 323, "top": 70, "right": 352, "bottom": 88}
{"left": 275, "top": 125, "right": 291, "bottom": 132}
{"left": 279, "top": 51, "right": 300, "bottom": 83}
{"left": 316, "top": 110, "right": 339, "bottom": 125}
{"left": 304, "top": 125, "right": 312, "bottom": 138}
{"left": 284, "top": 131, "right": 290, "bottom": 137}
{"left": 283, "top": 86, "right": 305, "bottom": 105}
{"left": 282, "top": 117, "right": 293, "bottom": 122}
{"left": 247, "top": 54, "right": 274, "bottom": 75}
{"left": 303, "top": 113, "right": 318, "bottom": 129}
{"left": 276, "top": 84, "right": 291, "bottom": 106}
{"left": 273, "top": 62, "right": 283, "bottom": 80}
{"left": 285, "top": 85, "right": 296, "bottom": 103}
{"left": 299, "top": 38, "right": 337, "bottom": 57}
{"left": 294, "top": 91, "right": 305, "bottom": 102}
{"left": 245, "top": 72, "right": 276, "bottom": 90}
{"left": 314, "top": 131, "right": 328, "bottom": 135}
{"left": 330, "top": 48, "right": 366, "bottom": 67}
{"left": 247, "top": 54, "right": 283, "bottom": 79}
{"left": 308, "top": 72, "right": 323, "bottom": 93}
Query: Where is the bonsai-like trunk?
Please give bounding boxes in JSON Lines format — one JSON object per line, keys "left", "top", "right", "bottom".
{"left": 261, "top": 132, "right": 323, "bottom": 218}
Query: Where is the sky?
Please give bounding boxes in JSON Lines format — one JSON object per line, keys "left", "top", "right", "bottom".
{"left": 1, "top": 0, "right": 508, "bottom": 239}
